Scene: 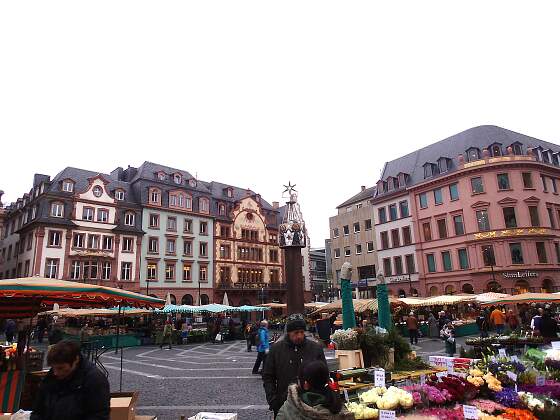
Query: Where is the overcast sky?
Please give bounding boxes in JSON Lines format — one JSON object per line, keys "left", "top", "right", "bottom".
{"left": 2, "top": 2, "right": 560, "bottom": 247}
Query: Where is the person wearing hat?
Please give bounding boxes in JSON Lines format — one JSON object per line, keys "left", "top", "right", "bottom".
{"left": 263, "top": 314, "right": 327, "bottom": 418}
{"left": 406, "top": 312, "right": 419, "bottom": 345}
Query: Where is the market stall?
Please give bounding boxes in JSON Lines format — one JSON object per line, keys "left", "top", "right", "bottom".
{"left": 0, "top": 277, "right": 164, "bottom": 414}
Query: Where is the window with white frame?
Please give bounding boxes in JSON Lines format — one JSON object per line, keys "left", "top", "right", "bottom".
{"left": 165, "top": 263, "right": 175, "bottom": 280}
{"left": 121, "top": 262, "right": 132, "bottom": 280}
{"left": 174, "top": 174, "right": 182, "bottom": 184}
{"left": 82, "top": 207, "right": 94, "bottom": 221}
{"left": 200, "top": 221, "right": 208, "bottom": 235}
{"left": 88, "top": 234, "right": 100, "bottom": 249}
{"left": 367, "top": 241, "right": 374, "bottom": 252}
{"left": 31, "top": 206, "right": 37, "bottom": 220}
{"left": 51, "top": 202, "right": 64, "bottom": 218}
{"left": 170, "top": 194, "right": 178, "bottom": 206}
{"left": 167, "top": 217, "right": 177, "bottom": 231}
{"left": 48, "top": 230, "right": 62, "bottom": 247}
{"left": 186, "top": 196, "right": 192, "bottom": 209}
{"left": 124, "top": 212, "right": 135, "bottom": 226}
{"left": 70, "top": 261, "right": 81, "bottom": 279}
{"left": 148, "top": 237, "right": 159, "bottom": 253}
{"left": 102, "top": 236, "right": 113, "bottom": 250}
{"left": 115, "top": 190, "right": 125, "bottom": 200}
{"left": 45, "top": 259, "right": 59, "bottom": 278}
{"left": 97, "top": 209, "right": 109, "bottom": 222}
{"left": 199, "top": 266, "right": 208, "bottom": 282}
{"left": 149, "top": 213, "right": 159, "bottom": 228}
{"left": 122, "top": 237, "right": 133, "bottom": 252}
{"left": 102, "top": 262, "right": 111, "bottom": 280}
{"left": 184, "top": 218, "right": 192, "bottom": 233}
{"left": 147, "top": 263, "right": 157, "bottom": 280}
{"left": 62, "top": 180, "right": 74, "bottom": 192}
{"left": 200, "top": 242, "right": 208, "bottom": 256}
{"left": 178, "top": 194, "right": 185, "bottom": 208}
{"left": 166, "top": 239, "right": 176, "bottom": 254}
{"left": 199, "top": 198, "right": 209, "bottom": 213}
{"left": 150, "top": 189, "right": 160, "bottom": 204}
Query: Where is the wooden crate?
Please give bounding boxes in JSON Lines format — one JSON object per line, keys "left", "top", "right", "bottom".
{"left": 334, "top": 349, "right": 364, "bottom": 369}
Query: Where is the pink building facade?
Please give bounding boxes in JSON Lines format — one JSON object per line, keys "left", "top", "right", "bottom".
{"left": 374, "top": 126, "right": 560, "bottom": 297}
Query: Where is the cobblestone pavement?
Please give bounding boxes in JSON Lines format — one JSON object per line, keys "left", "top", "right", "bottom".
{"left": 99, "top": 335, "right": 475, "bottom": 420}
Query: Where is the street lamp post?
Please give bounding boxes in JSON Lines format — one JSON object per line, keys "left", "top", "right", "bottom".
{"left": 198, "top": 280, "right": 201, "bottom": 305}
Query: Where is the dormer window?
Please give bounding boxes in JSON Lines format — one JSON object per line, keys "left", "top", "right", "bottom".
{"left": 387, "top": 177, "right": 394, "bottom": 191}
{"left": 438, "top": 158, "right": 451, "bottom": 173}
{"left": 115, "top": 190, "right": 125, "bottom": 200}
{"left": 31, "top": 206, "right": 37, "bottom": 220}
{"left": 189, "top": 179, "right": 197, "bottom": 188}
{"left": 490, "top": 144, "right": 502, "bottom": 157}
{"left": 51, "top": 202, "right": 64, "bottom": 218}
{"left": 199, "top": 197, "right": 209, "bottom": 213}
{"left": 511, "top": 143, "right": 523, "bottom": 155}
{"left": 423, "top": 163, "right": 436, "bottom": 179}
{"left": 466, "top": 147, "right": 480, "bottom": 162}
{"left": 553, "top": 153, "right": 560, "bottom": 166}
{"left": 149, "top": 187, "right": 161, "bottom": 205}
{"left": 174, "top": 174, "right": 182, "bottom": 184}
{"left": 542, "top": 150, "right": 551, "bottom": 164}
{"left": 124, "top": 212, "right": 135, "bottom": 226}
{"left": 62, "top": 180, "right": 74, "bottom": 193}
{"left": 157, "top": 172, "right": 166, "bottom": 181}
{"left": 227, "top": 188, "right": 233, "bottom": 198}
{"left": 92, "top": 185, "right": 103, "bottom": 198}
{"left": 219, "top": 203, "right": 226, "bottom": 216}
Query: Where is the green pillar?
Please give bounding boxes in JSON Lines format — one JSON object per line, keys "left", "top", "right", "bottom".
{"left": 377, "top": 282, "right": 392, "bottom": 331}
{"left": 340, "top": 278, "right": 356, "bottom": 329}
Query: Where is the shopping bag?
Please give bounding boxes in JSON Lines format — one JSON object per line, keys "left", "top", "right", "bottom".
{"left": 215, "top": 333, "right": 222, "bottom": 342}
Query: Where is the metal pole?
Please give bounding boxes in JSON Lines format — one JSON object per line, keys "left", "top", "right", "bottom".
{"left": 119, "top": 347, "right": 123, "bottom": 391}
{"left": 115, "top": 305, "right": 121, "bottom": 354}
{"left": 198, "top": 280, "right": 201, "bottom": 305}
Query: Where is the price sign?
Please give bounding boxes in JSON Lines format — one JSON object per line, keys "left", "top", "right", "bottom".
{"left": 436, "top": 371, "right": 445, "bottom": 379}
{"left": 506, "top": 371, "right": 517, "bottom": 382}
{"left": 343, "top": 389, "right": 349, "bottom": 402}
{"left": 463, "top": 404, "right": 479, "bottom": 419}
{"left": 374, "top": 369, "right": 386, "bottom": 387}
{"left": 420, "top": 374, "right": 426, "bottom": 385}
{"left": 447, "top": 360, "right": 454, "bottom": 374}
{"left": 379, "top": 410, "right": 396, "bottom": 420}
{"left": 498, "top": 348, "right": 506, "bottom": 357}
{"left": 552, "top": 341, "right": 560, "bottom": 350}
{"left": 536, "top": 376, "right": 546, "bottom": 386}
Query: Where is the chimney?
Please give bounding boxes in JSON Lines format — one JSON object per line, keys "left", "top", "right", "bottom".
{"left": 361, "top": 185, "right": 366, "bottom": 192}
{"left": 272, "top": 201, "right": 279, "bottom": 209}
{"left": 246, "top": 188, "right": 252, "bottom": 196}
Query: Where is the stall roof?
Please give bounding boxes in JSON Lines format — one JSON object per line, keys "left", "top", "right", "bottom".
{"left": 40, "top": 307, "right": 152, "bottom": 317}
{"left": 481, "top": 292, "right": 560, "bottom": 306}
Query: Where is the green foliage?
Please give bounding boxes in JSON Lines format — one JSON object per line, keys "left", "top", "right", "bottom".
{"left": 384, "top": 328, "right": 411, "bottom": 362}
{"left": 394, "top": 356, "right": 430, "bottom": 371}
{"left": 359, "top": 327, "right": 411, "bottom": 367}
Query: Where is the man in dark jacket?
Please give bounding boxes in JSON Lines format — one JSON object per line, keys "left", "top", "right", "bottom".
{"left": 31, "top": 340, "right": 110, "bottom": 420}
{"left": 263, "top": 314, "right": 327, "bottom": 417}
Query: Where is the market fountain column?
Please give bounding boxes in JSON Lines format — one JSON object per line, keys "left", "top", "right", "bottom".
{"left": 279, "top": 182, "right": 306, "bottom": 315}
{"left": 340, "top": 262, "right": 357, "bottom": 329}
{"left": 376, "top": 273, "right": 392, "bottom": 330}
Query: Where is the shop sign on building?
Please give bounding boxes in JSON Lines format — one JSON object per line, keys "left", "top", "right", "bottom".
{"left": 502, "top": 271, "right": 538, "bottom": 279}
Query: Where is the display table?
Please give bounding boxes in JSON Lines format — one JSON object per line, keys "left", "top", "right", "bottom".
{"left": 398, "top": 321, "right": 478, "bottom": 337}
{"left": 63, "top": 332, "right": 141, "bottom": 348}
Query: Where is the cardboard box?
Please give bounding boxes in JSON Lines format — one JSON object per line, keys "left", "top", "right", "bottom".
{"left": 110, "top": 391, "right": 138, "bottom": 420}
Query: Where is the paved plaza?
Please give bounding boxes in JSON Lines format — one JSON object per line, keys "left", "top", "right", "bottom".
{"left": 100, "top": 335, "right": 474, "bottom": 420}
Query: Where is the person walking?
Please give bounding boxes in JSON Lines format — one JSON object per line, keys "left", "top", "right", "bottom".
{"left": 5, "top": 319, "right": 16, "bottom": 344}
{"left": 263, "top": 314, "right": 327, "bottom": 418}
{"left": 276, "top": 360, "right": 353, "bottom": 420}
{"left": 476, "top": 310, "right": 489, "bottom": 338}
{"left": 437, "top": 311, "right": 449, "bottom": 332}
{"left": 440, "top": 322, "right": 456, "bottom": 357}
{"left": 489, "top": 306, "right": 506, "bottom": 335}
{"left": 531, "top": 307, "right": 544, "bottom": 336}
{"left": 406, "top": 312, "right": 419, "bottom": 345}
{"left": 31, "top": 340, "right": 110, "bottom": 420}
{"left": 245, "top": 322, "right": 254, "bottom": 352}
{"left": 252, "top": 320, "right": 270, "bottom": 374}
{"left": 506, "top": 309, "right": 519, "bottom": 332}
{"left": 160, "top": 320, "right": 174, "bottom": 350}
{"left": 427, "top": 313, "right": 439, "bottom": 339}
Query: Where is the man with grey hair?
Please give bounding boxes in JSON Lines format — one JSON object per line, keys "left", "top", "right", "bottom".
{"left": 252, "top": 319, "right": 270, "bottom": 374}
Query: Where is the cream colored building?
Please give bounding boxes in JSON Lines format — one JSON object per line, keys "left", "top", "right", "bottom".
{"left": 328, "top": 186, "right": 377, "bottom": 297}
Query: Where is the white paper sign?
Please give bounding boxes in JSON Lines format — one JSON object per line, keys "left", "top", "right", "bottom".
{"left": 420, "top": 374, "right": 426, "bottom": 385}
{"left": 343, "top": 389, "right": 349, "bottom": 402}
{"left": 498, "top": 348, "right": 506, "bottom": 357}
{"left": 552, "top": 341, "right": 560, "bottom": 350}
{"left": 447, "top": 360, "right": 454, "bottom": 374}
{"left": 379, "top": 410, "right": 396, "bottom": 420}
{"left": 436, "top": 371, "right": 445, "bottom": 379}
{"left": 490, "top": 355, "right": 497, "bottom": 362}
{"left": 506, "top": 371, "right": 517, "bottom": 382}
{"left": 374, "top": 369, "right": 386, "bottom": 387}
{"left": 463, "top": 405, "right": 479, "bottom": 419}
{"left": 536, "top": 376, "right": 546, "bottom": 386}
{"left": 511, "top": 355, "right": 519, "bottom": 362}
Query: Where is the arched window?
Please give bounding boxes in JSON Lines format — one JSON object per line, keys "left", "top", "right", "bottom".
{"left": 429, "top": 286, "right": 439, "bottom": 296}
{"left": 398, "top": 289, "right": 406, "bottom": 298}
{"left": 467, "top": 148, "right": 480, "bottom": 162}
{"left": 514, "top": 280, "right": 530, "bottom": 294}
{"left": 178, "top": 194, "right": 185, "bottom": 208}
{"left": 169, "top": 294, "right": 177, "bottom": 305}
{"left": 185, "top": 194, "right": 192, "bottom": 209}
{"left": 174, "top": 174, "right": 182, "bottom": 184}
{"left": 182, "top": 294, "right": 194, "bottom": 305}
{"left": 157, "top": 172, "right": 166, "bottom": 181}
{"left": 490, "top": 144, "right": 502, "bottom": 157}
{"left": 149, "top": 188, "right": 161, "bottom": 205}
{"left": 486, "top": 281, "right": 502, "bottom": 293}
{"left": 62, "top": 180, "right": 74, "bottom": 192}
{"left": 189, "top": 179, "right": 197, "bottom": 187}
{"left": 542, "top": 279, "right": 554, "bottom": 293}
{"left": 219, "top": 204, "right": 226, "bottom": 216}
{"left": 200, "top": 294, "right": 210, "bottom": 305}
{"left": 199, "top": 198, "right": 209, "bottom": 213}
{"left": 462, "top": 283, "right": 474, "bottom": 294}
{"left": 115, "top": 189, "right": 125, "bottom": 200}
{"left": 410, "top": 288, "right": 419, "bottom": 297}
{"left": 51, "top": 202, "right": 64, "bottom": 218}
{"left": 444, "top": 285, "right": 455, "bottom": 295}
{"left": 170, "top": 194, "right": 178, "bottom": 207}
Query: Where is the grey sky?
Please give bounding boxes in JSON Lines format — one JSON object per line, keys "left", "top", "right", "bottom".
{"left": 2, "top": 2, "right": 560, "bottom": 247}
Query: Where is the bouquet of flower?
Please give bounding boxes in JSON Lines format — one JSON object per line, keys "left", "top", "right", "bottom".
{"left": 492, "top": 388, "right": 520, "bottom": 408}
{"left": 331, "top": 328, "right": 359, "bottom": 350}
{"left": 518, "top": 379, "right": 560, "bottom": 399}
{"left": 434, "top": 375, "right": 479, "bottom": 402}
{"left": 470, "top": 398, "right": 507, "bottom": 414}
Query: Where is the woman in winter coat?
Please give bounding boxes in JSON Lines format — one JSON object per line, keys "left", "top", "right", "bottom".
{"left": 276, "top": 360, "right": 353, "bottom": 420}
{"left": 427, "top": 313, "right": 439, "bottom": 338}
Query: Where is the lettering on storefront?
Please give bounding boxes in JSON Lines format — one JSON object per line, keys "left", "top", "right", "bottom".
{"left": 474, "top": 228, "right": 547, "bottom": 240}
{"left": 502, "top": 271, "right": 538, "bottom": 279}
{"left": 386, "top": 276, "right": 411, "bottom": 284}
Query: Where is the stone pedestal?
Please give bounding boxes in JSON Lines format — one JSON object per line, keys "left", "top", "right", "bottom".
{"left": 285, "top": 247, "right": 305, "bottom": 315}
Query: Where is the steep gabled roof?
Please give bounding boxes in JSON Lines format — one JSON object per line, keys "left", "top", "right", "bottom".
{"left": 50, "top": 167, "right": 135, "bottom": 200}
